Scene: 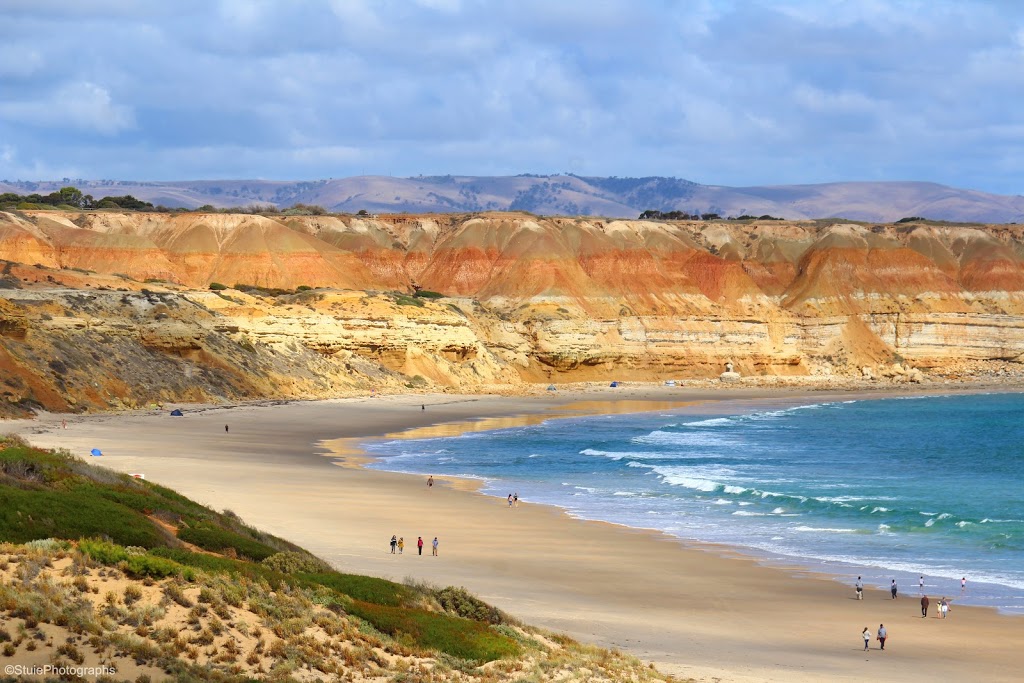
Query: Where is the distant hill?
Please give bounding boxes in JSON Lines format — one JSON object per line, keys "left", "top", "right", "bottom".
{"left": 3, "top": 175, "right": 1023, "bottom": 223}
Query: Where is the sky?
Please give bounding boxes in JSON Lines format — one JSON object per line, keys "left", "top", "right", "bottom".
{"left": 0, "top": 0, "right": 1022, "bottom": 194}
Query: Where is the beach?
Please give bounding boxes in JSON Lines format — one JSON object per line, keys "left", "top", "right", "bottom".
{"left": 11, "top": 385, "right": 1024, "bottom": 682}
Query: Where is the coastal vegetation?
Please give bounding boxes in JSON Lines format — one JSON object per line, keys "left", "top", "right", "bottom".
{"left": 0, "top": 435, "right": 673, "bottom": 682}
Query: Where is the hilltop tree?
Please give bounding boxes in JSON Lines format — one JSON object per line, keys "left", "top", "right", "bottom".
{"left": 58, "top": 186, "right": 84, "bottom": 208}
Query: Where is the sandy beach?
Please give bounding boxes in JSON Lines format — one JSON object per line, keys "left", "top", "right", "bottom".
{"left": 10, "top": 385, "right": 1024, "bottom": 682}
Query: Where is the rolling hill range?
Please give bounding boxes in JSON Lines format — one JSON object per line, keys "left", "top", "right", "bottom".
{"left": 3, "top": 176, "right": 1023, "bottom": 223}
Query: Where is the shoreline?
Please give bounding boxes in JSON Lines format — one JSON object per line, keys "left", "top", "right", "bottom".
{"left": 9, "top": 383, "right": 1024, "bottom": 681}
{"left": 340, "top": 388, "right": 1024, "bottom": 614}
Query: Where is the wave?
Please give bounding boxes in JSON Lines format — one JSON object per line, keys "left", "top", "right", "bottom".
{"left": 581, "top": 447, "right": 727, "bottom": 461}
{"left": 630, "top": 430, "right": 738, "bottom": 447}
{"left": 792, "top": 526, "right": 859, "bottom": 534}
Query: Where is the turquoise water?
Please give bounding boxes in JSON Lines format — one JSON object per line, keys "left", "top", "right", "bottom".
{"left": 363, "top": 393, "right": 1024, "bottom": 613}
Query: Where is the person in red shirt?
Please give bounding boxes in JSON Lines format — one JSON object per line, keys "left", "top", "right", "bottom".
{"left": 417, "top": 536, "right": 424, "bottom": 555}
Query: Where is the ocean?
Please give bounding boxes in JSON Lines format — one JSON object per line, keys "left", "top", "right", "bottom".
{"left": 362, "top": 392, "right": 1024, "bottom": 613}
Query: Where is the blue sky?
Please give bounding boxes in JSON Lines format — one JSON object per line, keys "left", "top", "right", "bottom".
{"left": 0, "top": 0, "right": 1022, "bottom": 193}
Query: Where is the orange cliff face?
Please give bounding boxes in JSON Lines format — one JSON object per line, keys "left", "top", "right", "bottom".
{"left": 3, "top": 209, "right": 1024, "bottom": 414}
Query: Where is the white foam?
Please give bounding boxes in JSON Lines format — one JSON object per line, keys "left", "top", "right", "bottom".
{"left": 612, "top": 491, "right": 636, "bottom": 497}
{"left": 681, "top": 417, "right": 734, "bottom": 428}
{"left": 712, "top": 499, "right": 733, "bottom": 505}
{"left": 792, "top": 526, "right": 858, "bottom": 534}
{"left": 771, "top": 507, "right": 786, "bottom": 514}
{"left": 631, "top": 430, "right": 736, "bottom": 447}
{"left": 956, "top": 521, "right": 974, "bottom": 527}
{"left": 733, "top": 510, "right": 768, "bottom": 516}
{"left": 870, "top": 507, "right": 890, "bottom": 514}
{"left": 660, "top": 475, "right": 721, "bottom": 492}
{"left": 937, "top": 513, "right": 952, "bottom": 520}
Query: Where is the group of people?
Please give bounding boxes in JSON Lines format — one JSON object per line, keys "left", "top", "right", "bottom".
{"left": 389, "top": 535, "right": 439, "bottom": 556}
{"left": 507, "top": 492, "right": 519, "bottom": 507}
{"left": 856, "top": 574, "right": 966, "bottom": 604}
{"left": 920, "top": 595, "right": 952, "bottom": 618}
{"left": 855, "top": 573, "right": 962, "bottom": 651}
{"left": 861, "top": 624, "right": 887, "bottom": 651}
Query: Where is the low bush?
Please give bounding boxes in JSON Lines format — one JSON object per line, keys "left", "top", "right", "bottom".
{"left": 177, "top": 525, "right": 277, "bottom": 561}
{"left": 208, "top": 282, "right": 227, "bottom": 291}
{"left": 261, "top": 551, "right": 329, "bottom": 575}
{"left": 295, "top": 572, "right": 410, "bottom": 607}
{"left": 346, "top": 600, "right": 519, "bottom": 663}
{"left": 436, "top": 586, "right": 509, "bottom": 625}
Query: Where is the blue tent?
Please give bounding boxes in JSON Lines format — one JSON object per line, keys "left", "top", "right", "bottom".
{"left": 170, "top": 409, "right": 184, "bottom": 416}
{"left": 609, "top": 381, "right": 619, "bottom": 387}
{"left": 90, "top": 448, "right": 102, "bottom": 457}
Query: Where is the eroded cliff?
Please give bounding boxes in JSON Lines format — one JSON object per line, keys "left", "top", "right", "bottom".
{"left": 2, "top": 209, "right": 1024, "bottom": 415}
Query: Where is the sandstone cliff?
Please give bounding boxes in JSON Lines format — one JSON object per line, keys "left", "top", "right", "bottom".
{"left": 2, "top": 209, "right": 1024, "bottom": 415}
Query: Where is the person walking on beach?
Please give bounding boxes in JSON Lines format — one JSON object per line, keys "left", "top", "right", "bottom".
{"left": 508, "top": 494, "right": 514, "bottom": 508}
{"left": 398, "top": 537, "right": 404, "bottom": 554}
{"left": 862, "top": 627, "right": 872, "bottom": 651}
{"left": 513, "top": 492, "right": 519, "bottom": 507}
{"left": 921, "top": 595, "right": 930, "bottom": 617}
{"left": 877, "top": 624, "right": 887, "bottom": 651}
{"left": 891, "top": 579, "right": 898, "bottom": 599}
{"left": 417, "top": 536, "right": 423, "bottom": 555}
{"left": 61, "top": 418, "right": 67, "bottom": 429}
{"left": 940, "top": 597, "right": 949, "bottom": 618}
{"left": 432, "top": 537, "right": 438, "bottom": 556}
{"left": 855, "top": 576, "right": 864, "bottom": 600}
{"left": 961, "top": 577, "right": 967, "bottom": 592}
{"left": 427, "top": 475, "right": 433, "bottom": 489}
{"left": 421, "top": 404, "right": 425, "bottom": 411}
{"left": 225, "top": 424, "right": 229, "bottom": 433}
{"left": 919, "top": 575, "right": 925, "bottom": 593}
{"left": 390, "top": 535, "right": 397, "bottom": 554}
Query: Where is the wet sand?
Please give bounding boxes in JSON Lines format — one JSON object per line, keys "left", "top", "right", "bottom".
{"left": 11, "top": 386, "right": 1024, "bottom": 682}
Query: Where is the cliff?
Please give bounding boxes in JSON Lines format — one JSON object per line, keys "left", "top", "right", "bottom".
{"left": 2, "top": 209, "right": 1024, "bottom": 415}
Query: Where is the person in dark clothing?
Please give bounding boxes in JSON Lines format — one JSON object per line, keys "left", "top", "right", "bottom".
{"left": 891, "top": 579, "right": 898, "bottom": 599}
{"left": 225, "top": 425, "right": 229, "bottom": 433}
{"left": 921, "top": 595, "right": 930, "bottom": 617}
{"left": 877, "top": 624, "right": 887, "bottom": 650}
{"left": 417, "top": 536, "right": 424, "bottom": 555}
{"left": 389, "top": 535, "right": 397, "bottom": 554}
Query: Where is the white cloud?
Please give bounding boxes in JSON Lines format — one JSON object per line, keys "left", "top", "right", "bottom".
{"left": 0, "top": 0, "right": 1022, "bottom": 193}
{"left": 0, "top": 82, "right": 135, "bottom": 135}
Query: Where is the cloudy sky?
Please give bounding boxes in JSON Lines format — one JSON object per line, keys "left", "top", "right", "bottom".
{"left": 1, "top": 0, "right": 1022, "bottom": 193}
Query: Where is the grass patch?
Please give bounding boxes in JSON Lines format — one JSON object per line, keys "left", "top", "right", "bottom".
{"left": 177, "top": 524, "right": 277, "bottom": 561}
{"left": 295, "top": 572, "right": 410, "bottom": 607}
{"left": 346, "top": 600, "right": 519, "bottom": 663}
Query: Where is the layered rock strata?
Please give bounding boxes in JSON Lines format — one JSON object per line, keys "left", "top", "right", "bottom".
{"left": 2, "top": 210, "right": 1024, "bottom": 414}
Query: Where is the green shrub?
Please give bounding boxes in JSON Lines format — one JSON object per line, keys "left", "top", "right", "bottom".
{"left": 124, "top": 554, "right": 181, "bottom": 579}
{"left": 346, "top": 600, "right": 519, "bottom": 662}
{"left": 296, "top": 285, "right": 312, "bottom": 291}
{"left": 436, "top": 586, "right": 508, "bottom": 625}
{"left": 79, "top": 539, "right": 130, "bottom": 564}
{"left": 177, "top": 525, "right": 277, "bottom": 561}
{"left": 414, "top": 290, "right": 444, "bottom": 299}
{"left": 296, "top": 572, "right": 410, "bottom": 607}
{"left": 208, "top": 282, "right": 227, "bottom": 291}
{"left": 261, "top": 551, "right": 329, "bottom": 574}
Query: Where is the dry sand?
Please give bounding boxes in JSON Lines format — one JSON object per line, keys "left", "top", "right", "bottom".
{"left": 11, "top": 385, "right": 1024, "bottom": 682}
